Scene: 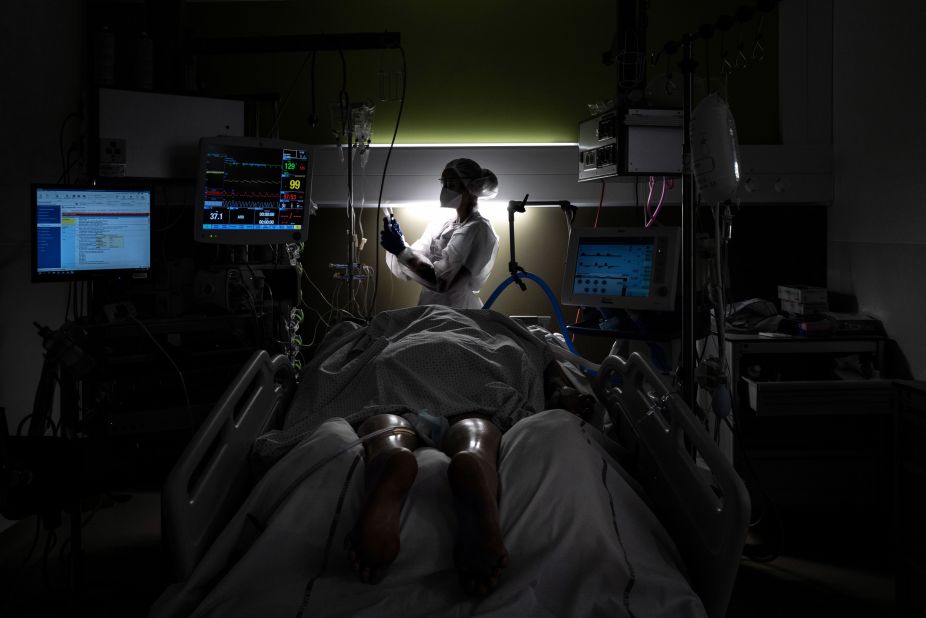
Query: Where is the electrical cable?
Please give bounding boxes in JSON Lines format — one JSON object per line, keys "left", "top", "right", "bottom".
{"left": 329, "top": 273, "right": 341, "bottom": 314}
{"left": 64, "top": 282, "right": 72, "bottom": 323}
{"left": 17, "top": 414, "right": 58, "bottom": 438}
{"left": 264, "top": 278, "right": 276, "bottom": 342}
{"left": 704, "top": 31, "right": 712, "bottom": 93}
{"left": 712, "top": 202, "right": 728, "bottom": 365}
{"left": 25, "top": 355, "right": 61, "bottom": 438}
{"left": 269, "top": 50, "right": 315, "bottom": 138}
{"left": 309, "top": 49, "right": 318, "bottom": 127}
{"left": 337, "top": 47, "right": 357, "bottom": 313}
{"left": 369, "top": 46, "right": 407, "bottom": 317}
{"left": 593, "top": 181, "right": 605, "bottom": 228}
{"left": 645, "top": 175, "right": 655, "bottom": 221}
{"left": 41, "top": 529, "right": 57, "bottom": 591}
{"left": 356, "top": 165, "right": 366, "bottom": 251}
{"left": 58, "top": 112, "right": 80, "bottom": 185}
{"left": 128, "top": 315, "right": 194, "bottom": 435}
{"left": 55, "top": 148, "right": 83, "bottom": 185}
{"left": 232, "top": 277, "right": 263, "bottom": 346}
{"left": 299, "top": 268, "right": 336, "bottom": 312}
{"left": 303, "top": 267, "right": 359, "bottom": 322}
{"left": 573, "top": 182, "right": 607, "bottom": 341}
{"left": 645, "top": 176, "right": 670, "bottom": 227}
{"left": 242, "top": 261, "right": 265, "bottom": 316}
{"left": 57, "top": 492, "right": 107, "bottom": 568}
{"left": 153, "top": 187, "right": 186, "bottom": 233}
{"left": 22, "top": 516, "right": 42, "bottom": 568}
{"left": 0, "top": 516, "right": 46, "bottom": 617}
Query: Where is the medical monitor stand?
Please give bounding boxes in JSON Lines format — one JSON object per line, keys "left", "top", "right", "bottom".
{"left": 506, "top": 195, "right": 575, "bottom": 290}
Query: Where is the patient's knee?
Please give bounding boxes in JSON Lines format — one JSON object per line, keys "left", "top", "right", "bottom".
{"left": 358, "top": 413, "right": 411, "bottom": 435}
{"left": 443, "top": 416, "right": 501, "bottom": 459}
{"left": 358, "top": 414, "right": 418, "bottom": 455}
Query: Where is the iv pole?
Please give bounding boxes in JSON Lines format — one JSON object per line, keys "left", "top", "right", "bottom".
{"left": 670, "top": 0, "right": 779, "bottom": 406}
{"left": 680, "top": 36, "right": 697, "bottom": 407}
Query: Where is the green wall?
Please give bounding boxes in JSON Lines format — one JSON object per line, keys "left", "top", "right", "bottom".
{"left": 187, "top": 1, "right": 780, "bottom": 359}
{"left": 187, "top": 0, "right": 779, "bottom": 145}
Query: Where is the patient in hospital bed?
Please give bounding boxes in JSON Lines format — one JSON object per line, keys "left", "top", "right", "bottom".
{"left": 153, "top": 304, "right": 722, "bottom": 618}
{"left": 272, "top": 303, "right": 556, "bottom": 595}
{"left": 253, "top": 303, "right": 599, "bottom": 598}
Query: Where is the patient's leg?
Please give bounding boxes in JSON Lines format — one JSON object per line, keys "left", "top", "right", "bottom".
{"left": 443, "top": 416, "right": 509, "bottom": 596}
{"left": 347, "top": 414, "right": 418, "bottom": 584}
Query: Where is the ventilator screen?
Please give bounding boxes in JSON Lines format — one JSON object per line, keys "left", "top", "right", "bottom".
{"left": 561, "top": 226, "right": 680, "bottom": 311}
{"left": 572, "top": 238, "right": 655, "bottom": 298}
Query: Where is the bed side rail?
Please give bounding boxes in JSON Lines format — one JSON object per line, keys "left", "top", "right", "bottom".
{"left": 594, "top": 352, "right": 750, "bottom": 618}
{"left": 162, "top": 350, "right": 295, "bottom": 582}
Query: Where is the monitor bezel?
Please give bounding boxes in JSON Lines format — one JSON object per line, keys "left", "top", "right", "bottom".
{"left": 193, "top": 135, "right": 313, "bottom": 245}
{"left": 561, "top": 226, "right": 681, "bottom": 311}
{"left": 31, "top": 183, "right": 153, "bottom": 284}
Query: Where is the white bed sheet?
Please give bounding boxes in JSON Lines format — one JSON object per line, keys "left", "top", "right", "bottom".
{"left": 151, "top": 410, "right": 706, "bottom": 618}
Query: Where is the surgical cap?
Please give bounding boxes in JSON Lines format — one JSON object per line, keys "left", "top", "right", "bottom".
{"left": 444, "top": 158, "right": 499, "bottom": 199}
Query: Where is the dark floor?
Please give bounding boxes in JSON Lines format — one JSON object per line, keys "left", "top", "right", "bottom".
{"left": 727, "top": 508, "right": 898, "bottom": 618}
{"left": 730, "top": 556, "right": 895, "bottom": 618}
{"left": 0, "top": 493, "right": 163, "bottom": 618}
{"left": 0, "top": 493, "right": 901, "bottom": 617}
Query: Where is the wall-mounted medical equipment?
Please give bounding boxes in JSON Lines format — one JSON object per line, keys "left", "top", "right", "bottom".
{"left": 31, "top": 184, "right": 152, "bottom": 282}
{"left": 193, "top": 136, "right": 313, "bottom": 245}
{"left": 578, "top": 108, "right": 683, "bottom": 181}
{"left": 561, "top": 226, "right": 681, "bottom": 312}
{"left": 96, "top": 88, "right": 245, "bottom": 179}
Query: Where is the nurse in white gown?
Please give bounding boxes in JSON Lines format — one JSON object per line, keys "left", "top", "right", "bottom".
{"left": 380, "top": 158, "right": 500, "bottom": 309}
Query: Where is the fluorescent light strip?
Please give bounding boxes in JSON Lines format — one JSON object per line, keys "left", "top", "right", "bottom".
{"left": 368, "top": 142, "right": 578, "bottom": 148}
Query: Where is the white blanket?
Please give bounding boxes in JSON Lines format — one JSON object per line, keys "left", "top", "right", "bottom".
{"left": 151, "top": 410, "right": 706, "bottom": 618}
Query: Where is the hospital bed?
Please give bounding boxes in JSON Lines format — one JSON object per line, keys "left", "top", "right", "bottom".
{"left": 152, "top": 305, "right": 749, "bottom": 618}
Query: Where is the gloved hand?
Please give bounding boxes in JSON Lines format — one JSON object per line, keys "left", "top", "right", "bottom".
{"left": 389, "top": 214, "right": 405, "bottom": 242}
{"left": 380, "top": 217, "right": 406, "bottom": 256}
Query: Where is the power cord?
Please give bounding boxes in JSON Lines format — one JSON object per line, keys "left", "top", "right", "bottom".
{"left": 370, "top": 46, "right": 407, "bottom": 317}
{"left": 127, "top": 316, "right": 194, "bottom": 436}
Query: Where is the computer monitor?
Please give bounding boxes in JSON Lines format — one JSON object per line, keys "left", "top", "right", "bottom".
{"left": 31, "top": 185, "right": 152, "bottom": 282}
{"left": 193, "top": 136, "right": 311, "bottom": 245}
{"left": 561, "top": 226, "right": 681, "bottom": 311}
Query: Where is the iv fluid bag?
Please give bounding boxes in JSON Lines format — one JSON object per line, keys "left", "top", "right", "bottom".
{"left": 690, "top": 93, "right": 741, "bottom": 203}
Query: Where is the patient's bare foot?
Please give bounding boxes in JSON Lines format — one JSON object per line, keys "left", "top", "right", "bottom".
{"left": 448, "top": 451, "right": 509, "bottom": 596}
{"left": 346, "top": 448, "right": 418, "bottom": 584}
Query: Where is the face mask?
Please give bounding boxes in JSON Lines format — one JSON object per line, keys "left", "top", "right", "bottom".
{"left": 440, "top": 187, "right": 463, "bottom": 209}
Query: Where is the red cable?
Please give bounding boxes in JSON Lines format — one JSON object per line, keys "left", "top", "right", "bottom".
{"left": 573, "top": 182, "right": 607, "bottom": 340}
